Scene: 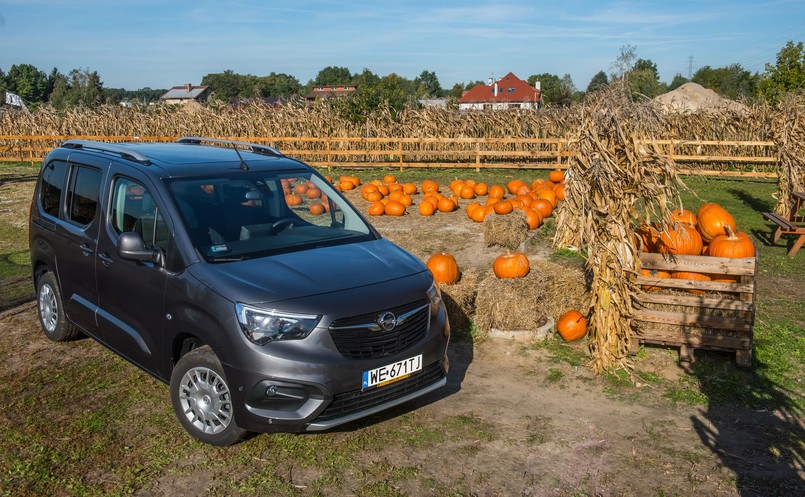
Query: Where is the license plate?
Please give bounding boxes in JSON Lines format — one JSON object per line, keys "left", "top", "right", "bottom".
{"left": 362, "top": 354, "right": 422, "bottom": 390}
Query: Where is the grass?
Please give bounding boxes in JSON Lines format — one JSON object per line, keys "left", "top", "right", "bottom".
{"left": 1, "top": 163, "right": 803, "bottom": 496}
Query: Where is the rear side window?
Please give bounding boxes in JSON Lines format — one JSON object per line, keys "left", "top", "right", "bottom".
{"left": 39, "top": 160, "right": 68, "bottom": 217}
{"left": 67, "top": 166, "right": 103, "bottom": 226}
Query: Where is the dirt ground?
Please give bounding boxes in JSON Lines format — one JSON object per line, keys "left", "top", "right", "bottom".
{"left": 1, "top": 179, "right": 803, "bottom": 496}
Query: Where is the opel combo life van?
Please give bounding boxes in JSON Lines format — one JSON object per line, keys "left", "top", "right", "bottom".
{"left": 29, "top": 138, "right": 449, "bottom": 445}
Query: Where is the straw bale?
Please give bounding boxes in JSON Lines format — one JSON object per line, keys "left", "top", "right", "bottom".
{"left": 439, "top": 267, "right": 479, "bottom": 339}
{"left": 483, "top": 210, "right": 528, "bottom": 249}
{"left": 474, "top": 260, "right": 589, "bottom": 335}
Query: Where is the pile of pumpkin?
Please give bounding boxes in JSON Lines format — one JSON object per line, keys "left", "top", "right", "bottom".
{"left": 352, "top": 169, "right": 567, "bottom": 231}
{"left": 637, "top": 202, "right": 756, "bottom": 288}
{"left": 425, "top": 250, "right": 588, "bottom": 342}
{"left": 282, "top": 177, "right": 331, "bottom": 216}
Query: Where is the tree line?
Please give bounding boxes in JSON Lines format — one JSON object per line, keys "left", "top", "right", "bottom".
{"left": 1, "top": 41, "right": 802, "bottom": 114}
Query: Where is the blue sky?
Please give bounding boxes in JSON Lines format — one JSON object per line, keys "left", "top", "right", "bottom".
{"left": 1, "top": 0, "right": 803, "bottom": 91}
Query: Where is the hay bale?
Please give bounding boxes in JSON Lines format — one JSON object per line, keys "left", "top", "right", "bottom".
{"left": 475, "top": 259, "right": 590, "bottom": 337}
{"left": 483, "top": 210, "right": 528, "bottom": 249}
{"left": 439, "top": 267, "right": 479, "bottom": 339}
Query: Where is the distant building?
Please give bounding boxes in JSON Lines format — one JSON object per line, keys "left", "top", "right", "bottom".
{"left": 458, "top": 73, "right": 541, "bottom": 111}
{"left": 160, "top": 84, "right": 213, "bottom": 105}
{"left": 305, "top": 85, "right": 357, "bottom": 102}
{"left": 418, "top": 98, "right": 448, "bottom": 108}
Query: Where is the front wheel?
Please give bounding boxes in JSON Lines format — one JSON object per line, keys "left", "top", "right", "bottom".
{"left": 170, "top": 346, "right": 249, "bottom": 446}
{"left": 36, "top": 272, "right": 80, "bottom": 342}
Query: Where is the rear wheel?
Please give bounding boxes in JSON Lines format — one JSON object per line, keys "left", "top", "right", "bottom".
{"left": 36, "top": 272, "right": 80, "bottom": 342}
{"left": 170, "top": 346, "right": 248, "bottom": 446}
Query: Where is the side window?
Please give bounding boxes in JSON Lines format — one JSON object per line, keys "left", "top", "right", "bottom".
{"left": 39, "top": 160, "right": 67, "bottom": 217}
{"left": 110, "top": 177, "right": 170, "bottom": 251}
{"left": 66, "top": 166, "right": 102, "bottom": 226}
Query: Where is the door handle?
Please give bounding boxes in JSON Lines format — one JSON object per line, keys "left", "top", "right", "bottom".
{"left": 80, "top": 243, "right": 94, "bottom": 256}
{"left": 98, "top": 253, "right": 114, "bottom": 266}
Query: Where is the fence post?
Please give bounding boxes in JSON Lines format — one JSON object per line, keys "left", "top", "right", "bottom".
{"left": 399, "top": 141, "right": 404, "bottom": 171}
{"left": 326, "top": 138, "right": 331, "bottom": 171}
{"left": 475, "top": 142, "right": 481, "bottom": 173}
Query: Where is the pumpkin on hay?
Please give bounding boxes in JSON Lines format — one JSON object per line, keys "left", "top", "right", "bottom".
{"left": 557, "top": 310, "right": 588, "bottom": 341}
{"left": 384, "top": 200, "right": 406, "bottom": 216}
{"left": 549, "top": 169, "right": 565, "bottom": 183}
{"left": 707, "top": 225, "right": 754, "bottom": 258}
{"left": 492, "top": 252, "right": 530, "bottom": 279}
{"left": 368, "top": 201, "right": 385, "bottom": 216}
{"left": 419, "top": 201, "right": 435, "bottom": 216}
{"left": 426, "top": 252, "right": 460, "bottom": 285}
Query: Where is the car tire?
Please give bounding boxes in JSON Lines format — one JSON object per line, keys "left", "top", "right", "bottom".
{"left": 170, "top": 346, "right": 248, "bottom": 446}
{"left": 36, "top": 272, "right": 80, "bottom": 342}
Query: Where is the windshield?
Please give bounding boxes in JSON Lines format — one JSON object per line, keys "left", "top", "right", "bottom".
{"left": 166, "top": 170, "right": 375, "bottom": 261}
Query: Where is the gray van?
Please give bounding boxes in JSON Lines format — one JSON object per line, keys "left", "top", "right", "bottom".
{"left": 29, "top": 138, "right": 450, "bottom": 445}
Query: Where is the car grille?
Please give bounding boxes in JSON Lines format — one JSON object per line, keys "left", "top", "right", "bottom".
{"left": 314, "top": 361, "right": 445, "bottom": 422}
{"left": 328, "top": 299, "right": 429, "bottom": 360}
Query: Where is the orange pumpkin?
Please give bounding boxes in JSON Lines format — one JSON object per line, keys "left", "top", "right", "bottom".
{"left": 672, "top": 271, "right": 711, "bottom": 295}
{"left": 488, "top": 184, "right": 506, "bottom": 199}
{"left": 460, "top": 184, "right": 476, "bottom": 199}
{"left": 557, "top": 310, "right": 588, "bottom": 341}
{"left": 308, "top": 202, "right": 325, "bottom": 215}
{"left": 384, "top": 200, "right": 406, "bottom": 216}
{"left": 474, "top": 183, "right": 489, "bottom": 196}
{"left": 697, "top": 205, "right": 736, "bottom": 243}
{"left": 707, "top": 225, "right": 755, "bottom": 258}
{"left": 419, "top": 201, "right": 435, "bottom": 216}
{"left": 506, "top": 179, "right": 525, "bottom": 195}
{"left": 285, "top": 193, "right": 303, "bottom": 206}
{"left": 657, "top": 224, "right": 703, "bottom": 256}
{"left": 470, "top": 206, "right": 487, "bottom": 223}
{"left": 492, "top": 252, "right": 530, "bottom": 278}
{"left": 366, "top": 191, "right": 384, "bottom": 202}
{"left": 531, "top": 198, "right": 553, "bottom": 219}
{"left": 426, "top": 252, "right": 460, "bottom": 285}
{"left": 437, "top": 197, "right": 457, "bottom": 213}
{"left": 553, "top": 183, "right": 566, "bottom": 201}
{"left": 549, "top": 169, "right": 565, "bottom": 183}
{"left": 640, "top": 268, "right": 671, "bottom": 291}
{"left": 368, "top": 201, "right": 385, "bottom": 216}
{"left": 340, "top": 180, "right": 355, "bottom": 191}
{"left": 493, "top": 200, "right": 514, "bottom": 215}
{"left": 383, "top": 174, "right": 397, "bottom": 185}
{"left": 466, "top": 202, "right": 482, "bottom": 219}
{"left": 403, "top": 183, "right": 418, "bottom": 195}
{"left": 671, "top": 208, "right": 697, "bottom": 226}
{"left": 421, "top": 180, "right": 439, "bottom": 193}
{"left": 525, "top": 209, "right": 543, "bottom": 230}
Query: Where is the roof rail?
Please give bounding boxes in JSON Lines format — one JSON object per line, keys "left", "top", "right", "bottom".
{"left": 176, "top": 137, "right": 284, "bottom": 158}
{"left": 62, "top": 139, "right": 152, "bottom": 165}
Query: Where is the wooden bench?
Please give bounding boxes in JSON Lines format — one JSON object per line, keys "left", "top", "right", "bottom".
{"left": 762, "top": 191, "right": 805, "bottom": 257}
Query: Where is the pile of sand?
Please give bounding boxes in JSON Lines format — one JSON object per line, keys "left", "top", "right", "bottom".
{"left": 653, "top": 82, "right": 747, "bottom": 113}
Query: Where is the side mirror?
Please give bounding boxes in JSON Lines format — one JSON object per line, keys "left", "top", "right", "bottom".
{"left": 118, "top": 232, "right": 164, "bottom": 266}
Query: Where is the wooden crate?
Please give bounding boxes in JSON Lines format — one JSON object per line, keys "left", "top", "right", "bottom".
{"left": 631, "top": 246, "right": 758, "bottom": 367}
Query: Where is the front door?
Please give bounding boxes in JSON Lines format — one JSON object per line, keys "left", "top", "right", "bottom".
{"left": 94, "top": 169, "right": 173, "bottom": 371}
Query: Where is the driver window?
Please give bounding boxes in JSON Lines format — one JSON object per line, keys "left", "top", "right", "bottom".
{"left": 110, "top": 177, "right": 169, "bottom": 252}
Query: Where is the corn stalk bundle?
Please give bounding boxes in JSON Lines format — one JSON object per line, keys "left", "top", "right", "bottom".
{"left": 553, "top": 84, "right": 684, "bottom": 372}
{"left": 772, "top": 95, "right": 805, "bottom": 216}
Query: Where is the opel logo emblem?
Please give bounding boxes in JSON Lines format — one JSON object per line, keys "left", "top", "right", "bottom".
{"left": 377, "top": 312, "right": 397, "bottom": 332}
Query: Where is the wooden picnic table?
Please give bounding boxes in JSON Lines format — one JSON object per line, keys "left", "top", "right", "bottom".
{"left": 762, "top": 191, "right": 805, "bottom": 256}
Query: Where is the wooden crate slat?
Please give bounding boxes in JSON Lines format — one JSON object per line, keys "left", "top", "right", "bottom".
{"left": 639, "top": 252, "right": 756, "bottom": 275}
{"left": 633, "top": 309, "right": 753, "bottom": 332}
{"left": 635, "top": 276, "right": 754, "bottom": 294}
{"left": 635, "top": 291, "right": 754, "bottom": 311}
{"left": 635, "top": 329, "right": 751, "bottom": 350}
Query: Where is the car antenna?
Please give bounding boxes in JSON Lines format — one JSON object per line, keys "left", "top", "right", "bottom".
{"left": 229, "top": 144, "right": 250, "bottom": 171}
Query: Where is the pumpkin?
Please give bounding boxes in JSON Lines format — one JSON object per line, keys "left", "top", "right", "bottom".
{"left": 347, "top": 176, "right": 361, "bottom": 186}
{"left": 474, "top": 183, "right": 489, "bottom": 196}
{"left": 506, "top": 179, "right": 525, "bottom": 195}
{"left": 493, "top": 252, "right": 530, "bottom": 278}
{"left": 340, "top": 180, "right": 355, "bottom": 191}
{"left": 657, "top": 224, "right": 703, "bottom": 256}
{"left": 366, "top": 191, "right": 383, "bottom": 202}
{"left": 403, "top": 183, "right": 418, "bottom": 195}
{"left": 557, "top": 310, "right": 588, "bottom": 341}
{"left": 426, "top": 252, "right": 460, "bottom": 285}
{"left": 361, "top": 184, "right": 378, "bottom": 199}
{"left": 285, "top": 193, "right": 303, "bottom": 206}
{"left": 368, "top": 201, "right": 385, "bottom": 216}
{"left": 294, "top": 183, "right": 309, "bottom": 195}
{"left": 388, "top": 191, "right": 404, "bottom": 202}
{"left": 419, "top": 201, "right": 435, "bottom": 216}
{"left": 493, "top": 199, "right": 514, "bottom": 215}
{"left": 640, "top": 268, "right": 671, "bottom": 291}
{"left": 549, "top": 169, "right": 565, "bottom": 183}
{"left": 384, "top": 200, "right": 406, "bottom": 216}
{"left": 536, "top": 188, "right": 557, "bottom": 208}
{"left": 383, "top": 174, "right": 397, "bottom": 185}
{"left": 531, "top": 198, "right": 553, "bottom": 219}
{"left": 525, "top": 209, "right": 543, "bottom": 230}
{"left": 671, "top": 208, "right": 697, "bottom": 226}
{"left": 460, "top": 184, "right": 476, "bottom": 199}
{"left": 437, "top": 197, "right": 457, "bottom": 213}
{"left": 376, "top": 184, "right": 390, "bottom": 196}
{"left": 308, "top": 202, "right": 325, "bottom": 215}
{"left": 554, "top": 183, "right": 566, "bottom": 201}
{"left": 388, "top": 183, "right": 403, "bottom": 193}
{"left": 635, "top": 223, "right": 659, "bottom": 252}
{"left": 466, "top": 202, "right": 482, "bottom": 219}
{"left": 470, "top": 206, "right": 487, "bottom": 223}
{"left": 488, "top": 184, "right": 506, "bottom": 199}
{"left": 672, "top": 271, "right": 711, "bottom": 295}
{"left": 697, "top": 205, "right": 736, "bottom": 243}
{"left": 707, "top": 225, "right": 755, "bottom": 258}
{"left": 696, "top": 202, "right": 719, "bottom": 219}
{"left": 421, "top": 179, "right": 439, "bottom": 193}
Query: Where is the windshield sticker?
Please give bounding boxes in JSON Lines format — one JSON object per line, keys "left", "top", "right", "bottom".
{"left": 210, "top": 244, "right": 229, "bottom": 254}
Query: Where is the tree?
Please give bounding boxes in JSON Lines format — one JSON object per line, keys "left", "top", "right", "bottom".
{"left": 413, "top": 70, "right": 442, "bottom": 98}
{"left": 692, "top": 64, "right": 758, "bottom": 100}
{"left": 313, "top": 66, "right": 353, "bottom": 86}
{"left": 757, "top": 40, "right": 805, "bottom": 102}
{"left": 6, "top": 63, "right": 49, "bottom": 104}
{"left": 611, "top": 44, "right": 637, "bottom": 80}
{"left": 528, "top": 73, "right": 576, "bottom": 106}
{"left": 586, "top": 71, "right": 609, "bottom": 94}
{"left": 626, "top": 58, "right": 664, "bottom": 99}
{"left": 202, "top": 70, "right": 247, "bottom": 101}
{"left": 668, "top": 73, "right": 688, "bottom": 91}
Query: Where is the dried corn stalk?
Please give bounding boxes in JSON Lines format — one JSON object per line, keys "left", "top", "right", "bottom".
{"left": 553, "top": 83, "right": 685, "bottom": 372}
{"left": 772, "top": 95, "right": 805, "bottom": 216}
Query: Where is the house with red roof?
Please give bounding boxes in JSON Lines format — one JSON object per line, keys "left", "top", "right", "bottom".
{"left": 458, "top": 73, "right": 541, "bottom": 111}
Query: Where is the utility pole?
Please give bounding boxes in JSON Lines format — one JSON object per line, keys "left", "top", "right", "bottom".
{"left": 687, "top": 56, "right": 695, "bottom": 80}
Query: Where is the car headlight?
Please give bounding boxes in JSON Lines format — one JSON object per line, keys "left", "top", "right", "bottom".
{"left": 427, "top": 282, "right": 442, "bottom": 316}
{"left": 235, "top": 304, "right": 320, "bottom": 345}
